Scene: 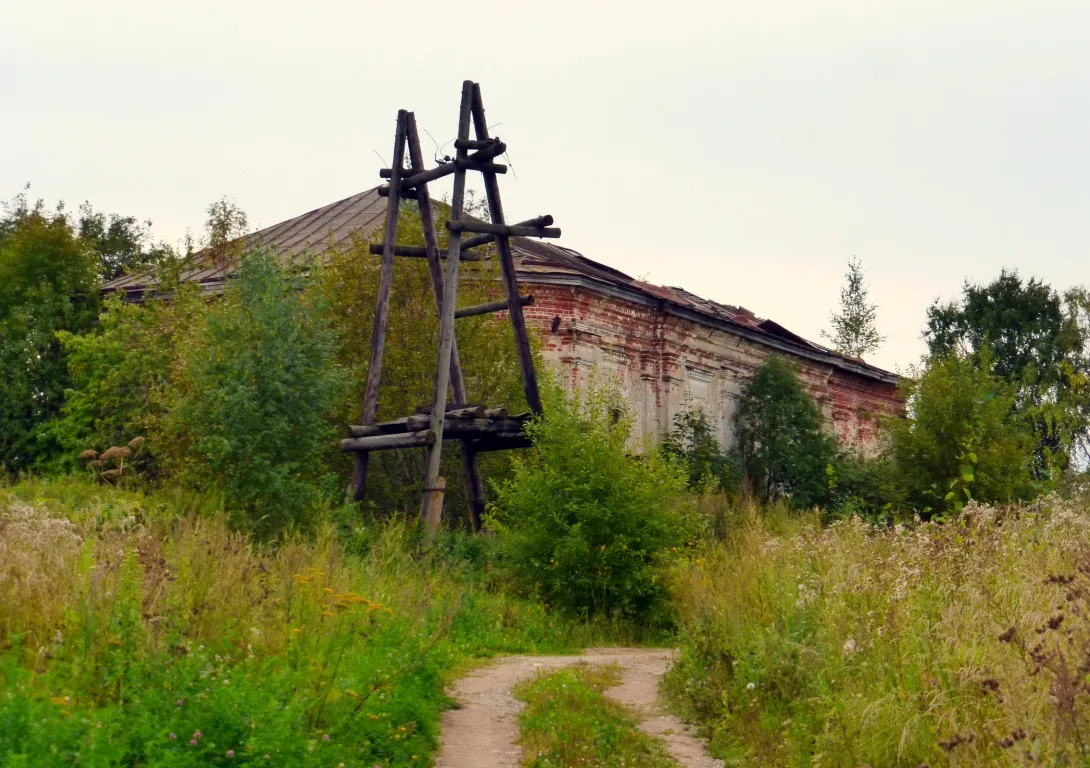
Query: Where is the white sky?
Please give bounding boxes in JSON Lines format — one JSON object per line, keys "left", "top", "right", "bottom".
{"left": 4, "top": 0, "right": 1089, "bottom": 372}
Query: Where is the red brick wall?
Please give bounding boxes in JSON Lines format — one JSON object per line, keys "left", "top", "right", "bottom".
{"left": 523, "top": 283, "right": 901, "bottom": 452}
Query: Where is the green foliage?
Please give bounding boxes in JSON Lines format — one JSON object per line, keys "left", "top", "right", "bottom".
{"left": 0, "top": 477, "right": 614, "bottom": 767}
{"left": 886, "top": 353, "right": 1039, "bottom": 514}
{"left": 321, "top": 201, "right": 530, "bottom": 522}
{"left": 515, "top": 664, "right": 678, "bottom": 768}
{"left": 823, "top": 451, "right": 901, "bottom": 523}
{"left": 821, "top": 257, "right": 884, "bottom": 358}
{"left": 169, "top": 251, "right": 342, "bottom": 536}
{"left": 668, "top": 496, "right": 1090, "bottom": 766}
{"left": 77, "top": 202, "right": 172, "bottom": 281}
{"left": 42, "top": 285, "right": 205, "bottom": 477}
{"left": 925, "top": 269, "right": 1090, "bottom": 471}
{"left": 490, "top": 380, "right": 696, "bottom": 622}
{"left": 734, "top": 357, "right": 836, "bottom": 508}
{"left": 660, "top": 406, "right": 737, "bottom": 494}
{"left": 0, "top": 195, "right": 101, "bottom": 473}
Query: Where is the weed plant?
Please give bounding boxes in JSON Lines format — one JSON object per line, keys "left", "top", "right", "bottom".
{"left": 666, "top": 494, "right": 1090, "bottom": 766}
{"left": 514, "top": 664, "right": 677, "bottom": 768}
{"left": 0, "top": 477, "right": 610, "bottom": 766}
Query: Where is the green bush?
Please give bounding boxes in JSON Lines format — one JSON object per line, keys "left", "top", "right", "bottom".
{"left": 661, "top": 406, "right": 738, "bottom": 494}
{"left": 0, "top": 200, "right": 101, "bottom": 473}
{"left": 169, "top": 251, "right": 342, "bottom": 536}
{"left": 824, "top": 451, "right": 901, "bottom": 523}
{"left": 490, "top": 381, "right": 696, "bottom": 622}
{"left": 42, "top": 283, "right": 205, "bottom": 478}
{"left": 886, "top": 352, "right": 1040, "bottom": 514}
{"left": 734, "top": 356, "right": 836, "bottom": 508}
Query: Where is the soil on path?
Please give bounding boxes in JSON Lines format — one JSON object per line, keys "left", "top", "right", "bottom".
{"left": 434, "top": 647, "right": 722, "bottom": 768}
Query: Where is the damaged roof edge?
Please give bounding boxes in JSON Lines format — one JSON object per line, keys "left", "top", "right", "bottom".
{"left": 520, "top": 270, "right": 900, "bottom": 385}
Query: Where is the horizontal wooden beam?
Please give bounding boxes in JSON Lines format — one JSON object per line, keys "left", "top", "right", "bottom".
{"left": 465, "top": 141, "right": 507, "bottom": 162}
{"left": 469, "top": 434, "right": 533, "bottom": 452}
{"left": 454, "top": 138, "right": 502, "bottom": 151}
{"left": 365, "top": 216, "right": 554, "bottom": 260}
{"left": 416, "top": 401, "right": 481, "bottom": 412}
{"left": 339, "top": 430, "right": 436, "bottom": 452}
{"left": 367, "top": 243, "right": 486, "bottom": 261}
{"left": 446, "top": 220, "right": 560, "bottom": 239}
{"left": 455, "top": 294, "right": 534, "bottom": 319}
{"left": 347, "top": 412, "right": 527, "bottom": 439}
{"left": 378, "top": 158, "right": 507, "bottom": 190}
{"left": 377, "top": 185, "right": 419, "bottom": 200}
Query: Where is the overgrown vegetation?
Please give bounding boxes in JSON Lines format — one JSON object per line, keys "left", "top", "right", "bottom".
{"left": 734, "top": 356, "right": 836, "bottom": 508}
{"left": 667, "top": 493, "right": 1090, "bottom": 766}
{"left": 490, "top": 382, "right": 697, "bottom": 623}
{"left": 515, "top": 664, "right": 677, "bottom": 768}
{"left": 0, "top": 478, "right": 610, "bottom": 766}
{"left": 10, "top": 183, "right": 1090, "bottom": 765}
{"left": 169, "top": 251, "right": 342, "bottom": 536}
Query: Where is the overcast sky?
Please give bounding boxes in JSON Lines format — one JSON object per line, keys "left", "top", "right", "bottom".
{"left": 4, "top": 0, "right": 1089, "bottom": 371}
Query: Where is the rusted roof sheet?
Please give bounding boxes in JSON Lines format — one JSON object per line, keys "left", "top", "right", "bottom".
{"left": 103, "top": 186, "right": 896, "bottom": 382}
{"left": 102, "top": 189, "right": 387, "bottom": 295}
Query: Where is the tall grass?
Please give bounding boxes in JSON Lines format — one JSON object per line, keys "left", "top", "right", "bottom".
{"left": 667, "top": 495, "right": 1090, "bottom": 766}
{"left": 0, "top": 477, "right": 608, "bottom": 766}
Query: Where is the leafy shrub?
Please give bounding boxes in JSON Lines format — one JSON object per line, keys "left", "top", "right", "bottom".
{"left": 0, "top": 198, "right": 101, "bottom": 472}
{"left": 886, "top": 352, "right": 1039, "bottom": 514}
{"left": 169, "top": 251, "right": 342, "bottom": 536}
{"left": 824, "top": 451, "right": 902, "bottom": 523}
{"left": 661, "top": 406, "right": 737, "bottom": 494}
{"left": 43, "top": 284, "right": 205, "bottom": 478}
{"left": 734, "top": 356, "right": 836, "bottom": 508}
{"left": 490, "top": 381, "right": 696, "bottom": 622}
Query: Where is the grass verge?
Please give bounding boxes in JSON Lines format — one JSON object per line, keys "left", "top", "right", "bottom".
{"left": 667, "top": 496, "right": 1090, "bottom": 766}
{"left": 0, "top": 476, "right": 624, "bottom": 766}
{"left": 514, "top": 663, "right": 677, "bottom": 768}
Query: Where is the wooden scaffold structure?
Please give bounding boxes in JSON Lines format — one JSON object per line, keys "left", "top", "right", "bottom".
{"left": 342, "top": 80, "right": 560, "bottom": 540}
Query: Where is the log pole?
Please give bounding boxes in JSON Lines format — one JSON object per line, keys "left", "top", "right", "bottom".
{"left": 455, "top": 294, "right": 533, "bottom": 319}
{"left": 351, "top": 109, "right": 408, "bottom": 502}
{"left": 405, "top": 111, "right": 487, "bottom": 532}
{"left": 470, "top": 82, "right": 543, "bottom": 414}
{"left": 420, "top": 81, "right": 474, "bottom": 543}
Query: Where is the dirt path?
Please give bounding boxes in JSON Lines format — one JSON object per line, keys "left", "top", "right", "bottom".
{"left": 434, "top": 647, "right": 722, "bottom": 768}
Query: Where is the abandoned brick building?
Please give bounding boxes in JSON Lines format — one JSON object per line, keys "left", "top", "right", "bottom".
{"left": 104, "top": 187, "right": 901, "bottom": 451}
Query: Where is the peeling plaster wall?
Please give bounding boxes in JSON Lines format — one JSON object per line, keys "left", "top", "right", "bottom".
{"left": 524, "top": 283, "right": 901, "bottom": 452}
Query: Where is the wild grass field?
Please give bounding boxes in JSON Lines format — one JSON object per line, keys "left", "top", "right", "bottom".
{"left": 667, "top": 494, "right": 1090, "bottom": 767}
{"left": 0, "top": 477, "right": 624, "bottom": 766}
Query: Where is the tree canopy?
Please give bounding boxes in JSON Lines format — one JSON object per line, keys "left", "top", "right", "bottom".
{"left": 822, "top": 257, "right": 885, "bottom": 358}
{"left": 925, "top": 269, "right": 1090, "bottom": 470}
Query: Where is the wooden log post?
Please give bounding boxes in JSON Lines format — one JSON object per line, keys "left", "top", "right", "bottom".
{"left": 455, "top": 294, "right": 534, "bottom": 319}
{"left": 351, "top": 110, "right": 408, "bottom": 502}
{"left": 340, "top": 430, "right": 436, "bottom": 452}
{"left": 405, "top": 111, "right": 488, "bottom": 532}
{"left": 420, "top": 81, "right": 474, "bottom": 544}
{"left": 469, "top": 82, "right": 543, "bottom": 415}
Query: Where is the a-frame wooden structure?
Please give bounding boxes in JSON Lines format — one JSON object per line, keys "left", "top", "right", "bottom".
{"left": 341, "top": 81, "right": 559, "bottom": 540}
